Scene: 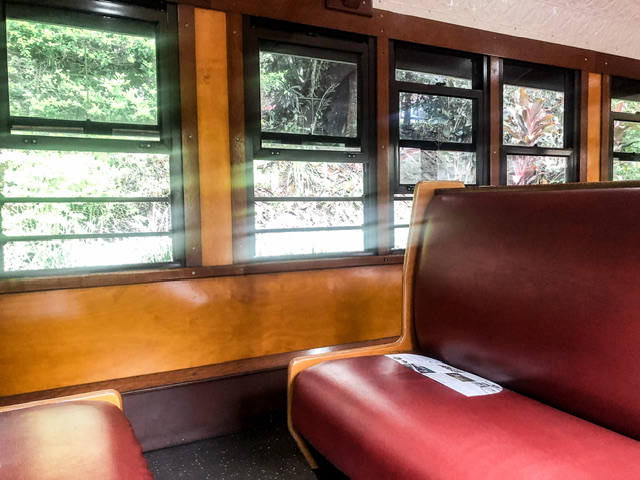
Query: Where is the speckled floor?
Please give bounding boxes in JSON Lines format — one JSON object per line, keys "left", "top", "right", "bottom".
{"left": 144, "top": 422, "right": 323, "bottom": 479}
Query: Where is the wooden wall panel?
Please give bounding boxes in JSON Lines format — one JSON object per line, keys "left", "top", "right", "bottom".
{"left": 178, "top": 5, "right": 204, "bottom": 265}
{"left": 0, "top": 265, "right": 402, "bottom": 396}
{"left": 586, "top": 73, "right": 603, "bottom": 182}
{"left": 195, "top": 8, "right": 234, "bottom": 265}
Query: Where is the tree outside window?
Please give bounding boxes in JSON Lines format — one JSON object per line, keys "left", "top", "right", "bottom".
{"left": 501, "top": 61, "right": 576, "bottom": 186}
{"left": 244, "top": 21, "right": 373, "bottom": 260}
{"left": 0, "top": 1, "right": 182, "bottom": 275}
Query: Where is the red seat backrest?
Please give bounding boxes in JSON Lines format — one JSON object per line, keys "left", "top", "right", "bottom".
{"left": 413, "top": 184, "right": 640, "bottom": 440}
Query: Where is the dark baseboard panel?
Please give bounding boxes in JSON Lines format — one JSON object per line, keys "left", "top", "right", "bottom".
{"left": 124, "top": 367, "right": 289, "bottom": 452}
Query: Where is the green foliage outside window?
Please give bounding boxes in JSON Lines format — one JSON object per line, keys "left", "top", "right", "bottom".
{"left": 260, "top": 52, "right": 357, "bottom": 139}
{"left": 7, "top": 19, "right": 157, "bottom": 125}
{"left": 612, "top": 99, "right": 640, "bottom": 180}
{"left": 1, "top": 9, "right": 176, "bottom": 274}
{"left": 503, "top": 86, "right": 566, "bottom": 185}
{"left": 253, "top": 42, "right": 366, "bottom": 258}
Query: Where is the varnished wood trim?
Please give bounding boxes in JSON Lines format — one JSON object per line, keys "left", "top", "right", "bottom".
{"left": 0, "top": 255, "right": 403, "bottom": 294}
{"left": 0, "top": 338, "right": 396, "bottom": 407}
{"left": 596, "top": 52, "right": 640, "bottom": 82}
{"left": 0, "top": 390, "right": 123, "bottom": 412}
{"left": 178, "top": 4, "right": 203, "bottom": 266}
{"left": 286, "top": 180, "right": 464, "bottom": 467}
{"left": 194, "top": 9, "right": 234, "bottom": 265}
{"left": 201, "top": 0, "right": 640, "bottom": 76}
{"left": 600, "top": 74, "right": 612, "bottom": 181}
{"left": 171, "top": 0, "right": 210, "bottom": 7}
{"left": 586, "top": 73, "right": 602, "bottom": 182}
{"left": 227, "top": 12, "right": 251, "bottom": 263}
{"left": 436, "top": 180, "right": 640, "bottom": 196}
{"left": 488, "top": 56, "right": 501, "bottom": 186}
{"left": 579, "top": 71, "right": 589, "bottom": 182}
{"left": 376, "top": 37, "right": 391, "bottom": 254}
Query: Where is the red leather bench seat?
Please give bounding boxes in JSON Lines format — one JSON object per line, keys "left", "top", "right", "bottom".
{"left": 292, "top": 355, "right": 640, "bottom": 480}
{"left": 290, "top": 184, "right": 640, "bottom": 478}
{"left": 0, "top": 400, "right": 152, "bottom": 480}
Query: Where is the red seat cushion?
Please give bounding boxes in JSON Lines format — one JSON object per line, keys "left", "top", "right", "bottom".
{"left": 0, "top": 400, "right": 152, "bottom": 480}
{"left": 292, "top": 355, "right": 640, "bottom": 480}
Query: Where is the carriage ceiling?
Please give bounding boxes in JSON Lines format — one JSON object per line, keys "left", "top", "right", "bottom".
{"left": 376, "top": 0, "right": 640, "bottom": 60}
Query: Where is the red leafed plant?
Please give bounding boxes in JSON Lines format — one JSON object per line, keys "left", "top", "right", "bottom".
{"left": 504, "top": 87, "right": 564, "bottom": 185}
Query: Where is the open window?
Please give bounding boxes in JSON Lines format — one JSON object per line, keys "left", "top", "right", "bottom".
{"left": 390, "top": 42, "right": 486, "bottom": 249}
{"left": 501, "top": 60, "right": 577, "bottom": 185}
{"left": 0, "top": 0, "right": 183, "bottom": 276}
{"left": 244, "top": 19, "right": 375, "bottom": 259}
{"left": 610, "top": 76, "right": 640, "bottom": 180}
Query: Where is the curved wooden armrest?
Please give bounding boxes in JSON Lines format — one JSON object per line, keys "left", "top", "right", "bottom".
{"left": 287, "top": 180, "right": 465, "bottom": 468}
{"left": 286, "top": 338, "right": 413, "bottom": 468}
{"left": 0, "top": 389, "right": 123, "bottom": 414}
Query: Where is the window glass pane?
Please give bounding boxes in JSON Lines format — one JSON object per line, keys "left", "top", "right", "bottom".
{"left": 396, "top": 69, "right": 471, "bottom": 89}
{"left": 7, "top": 18, "right": 158, "bottom": 125}
{"left": 3, "top": 201, "right": 170, "bottom": 236}
{"left": 613, "top": 158, "right": 640, "bottom": 180}
{"left": 503, "top": 85, "right": 564, "bottom": 148}
{"left": 260, "top": 51, "right": 357, "bottom": 138}
{"left": 506, "top": 155, "right": 567, "bottom": 185}
{"left": 399, "top": 147, "right": 475, "bottom": 184}
{"left": 612, "top": 99, "right": 640, "bottom": 114}
{"left": 394, "top": 197, "right": 413, "bottom": 225}
{"left": 0, "top": 150, "right": 170, "bottom": 198}
{"left": 393, "top": 226, "right": 409, "bottom": 250}
{"left": 255, "top": 229, "right": 363, "bottom": 257}
{"left": 4, "top": 236, "right": 172, "bottom": 271}
{"left": 255, "top": 201, "right": 363, "bottom": 229}
{"left": 399, "top": 93, "right": 472, "bottom": 143}
{"left": 611, "top": 76, "right": 640, "bottom": 114}
{"left": 395, "top": 47, "right": 473, "bottom": 89}
{"left": 254, "top": 160, "right": 363, "bottom": 197}
{"left": 613, "top": 121, "right": 640, "bottom": 153}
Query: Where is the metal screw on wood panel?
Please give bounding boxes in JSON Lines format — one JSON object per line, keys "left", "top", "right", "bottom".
{"left": 192, "top": 271, "right": 196, "bottom": 275}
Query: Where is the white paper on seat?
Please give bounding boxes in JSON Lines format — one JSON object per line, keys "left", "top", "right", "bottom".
{"left": 386, "top": 354, "right": 503, "bottom": 397}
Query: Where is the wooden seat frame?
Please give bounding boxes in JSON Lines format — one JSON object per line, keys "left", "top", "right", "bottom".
{"left": 286, "top": 181, "right": 465, "bottom": 467}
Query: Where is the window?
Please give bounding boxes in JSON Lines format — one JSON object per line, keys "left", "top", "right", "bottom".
{"left": 501, "top": 61, "right": 577, "bottom": 185}
{"left": 0, "top": 0, "right": 183, "bottom": 276}
{"left": 244, "top": 19, "right": 374, "bottom": 259}
{"left": 610, "top": 76, "right": 640, "bottom": 180}
{"left": 391, "top": 43, "right": 486, "bottom": 249}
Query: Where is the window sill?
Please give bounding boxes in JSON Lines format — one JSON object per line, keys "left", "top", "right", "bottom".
{"left": 0, "top": 254, "right": 404, "bottom": 294}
